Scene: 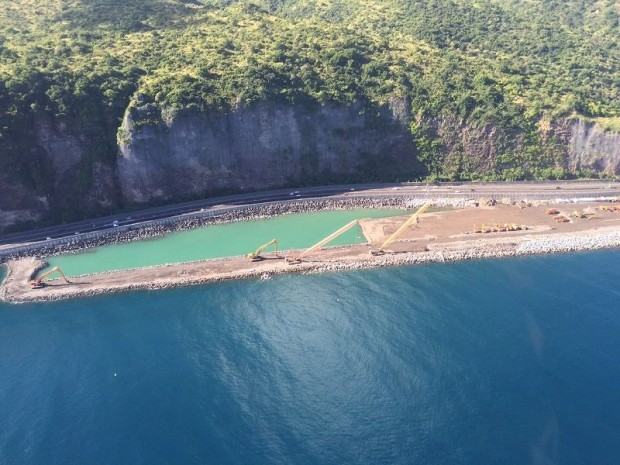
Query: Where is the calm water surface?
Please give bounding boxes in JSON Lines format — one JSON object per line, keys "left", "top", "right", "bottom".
{"left": 2, "top": 251, "right": 620, "bottom": 464}
{"left": 45, "top": 209, "right": 408, "bottom": 276}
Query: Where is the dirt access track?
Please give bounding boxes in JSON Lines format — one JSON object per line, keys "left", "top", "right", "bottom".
{"left": 3, "top": 203, "right": 620, "bottom": 303}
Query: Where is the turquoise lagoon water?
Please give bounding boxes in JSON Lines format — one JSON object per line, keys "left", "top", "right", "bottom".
{"left": 44, "top": 209, "right": 409, "bottom": 276}
{"left": 2, "top": 250, "right": 620, "bottom": 464}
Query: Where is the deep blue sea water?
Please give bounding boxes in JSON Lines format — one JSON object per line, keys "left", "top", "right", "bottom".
{"left": 1, "top": 251, "right": 620, "bottom": 465}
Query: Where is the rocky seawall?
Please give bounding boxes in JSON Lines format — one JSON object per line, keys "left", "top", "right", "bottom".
{"left": 307, "top": 227, "right": 620, "bottom": 274}
{"left": 0, "top": 197, "right": 412, "bottom": 263}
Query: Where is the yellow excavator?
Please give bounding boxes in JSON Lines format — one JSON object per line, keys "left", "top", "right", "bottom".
{"left": 287, "top": 219, "right": 360, "bottom": 265}
{"left": 371, "top": 200, "right": 433, "bottom": 255}
{"left": 30, "top": 267, "right": 70, "bottom": 289}
{"left": 247, "top": 239, "right": 279, "bottom": 261}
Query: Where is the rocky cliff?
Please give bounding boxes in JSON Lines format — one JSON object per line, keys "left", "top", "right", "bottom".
{"left": 116, "top": 101, "right": 424, "bottom": 203}
{"left": 568, "top": 120, "right": 620, "bottom": 175}
{"left": 1, "top": 102, "right": 620, "bottom": 233}
{"left": 0, "top": 113, "right": 120, "bottom": 231}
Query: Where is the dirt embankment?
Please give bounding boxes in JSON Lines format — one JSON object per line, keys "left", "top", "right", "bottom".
{"left": 3, "top": 203, "right": 620, "bottom": 303}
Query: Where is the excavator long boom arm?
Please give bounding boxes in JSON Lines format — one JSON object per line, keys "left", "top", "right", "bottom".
{"left": 378, "top": 201, "right": 433, "bottom": 252}
{"left": 247, "top": 239, "right": 278, "bottom": 259}
{"left": 289, "top": 219, "right": 359, "bottom": 263}
{"left": 31, "top": 266, "right": 70, "bottom": 287}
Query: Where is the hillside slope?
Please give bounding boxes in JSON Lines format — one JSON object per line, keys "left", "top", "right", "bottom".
{"left": 1, "top": 0, "right": 619, "bottom": 230}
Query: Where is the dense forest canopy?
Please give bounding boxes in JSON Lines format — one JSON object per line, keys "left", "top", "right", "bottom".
{"left": 1, "top": 0, "right": 619, "bottom": 183}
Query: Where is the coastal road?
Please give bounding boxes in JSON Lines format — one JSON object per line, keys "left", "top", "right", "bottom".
{"left": 1, "top": 180, "right": 619, "bottom": 247}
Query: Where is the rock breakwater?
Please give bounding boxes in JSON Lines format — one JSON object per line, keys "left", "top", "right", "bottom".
{"left": 0, "top": 197, "right": 411, "bottom": 263}
{"left": 307, "top": 227, "right": 620, "bottom": 275}
{"left": 4, "top": 225, "right": 620, "bottom": 304}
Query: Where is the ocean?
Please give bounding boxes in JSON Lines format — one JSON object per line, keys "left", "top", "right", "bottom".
{"left": 1, "top": 250, "right": 620, "bottom": 464}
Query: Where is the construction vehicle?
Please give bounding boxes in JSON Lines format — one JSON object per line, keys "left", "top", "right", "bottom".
{"left": 30, "top": 267, "right": 70, "bottom": 289}
{"left": 371, "top": 201, "right": 433, "bottom": 255}
{"left": 472, "top": 223, "right": 527, "bottom": 234}
{"left": 287, "top": 220, "right": 360, "bottom": 265}
{"left": 473, "top": 223, "right": 491, "bottom": 233}
{"left": 581, "top": 208, "right": 598, "bottom": 219}
{"left": 247, "top": 239, "right": 279, "bottom": 261}
{"left": 570, "top": 210, "right": 587, "bottom": 219}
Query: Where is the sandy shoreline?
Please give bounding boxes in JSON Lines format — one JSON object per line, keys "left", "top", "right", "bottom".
{"left": 2, "top": 201, "right": 620, "bottom": 304}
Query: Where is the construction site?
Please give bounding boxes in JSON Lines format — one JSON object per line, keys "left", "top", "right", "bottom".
{"left": 3, "top": 198, "right": 620, "bottom": 303}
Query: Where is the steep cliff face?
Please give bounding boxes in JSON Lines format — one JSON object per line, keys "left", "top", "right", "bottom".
{"left": 567, "top": 120, "right": 620, "bottom": 175}
{"left": 0, "top": 172, "right": 46, "bottom": 228}
{"left": 412, "top": 117, "right": 620, "bottom": 179}
{"left": 0, "top": 114, "right": 120, "bottom": 231}
{"left": 117, "top": 101, "right": 424, "bottom": 203}
{"left": 425, "top": 116, "right": 524, "bottom": 176}
{"left": 2, "top": 103, "right": 620, "bottom": 233}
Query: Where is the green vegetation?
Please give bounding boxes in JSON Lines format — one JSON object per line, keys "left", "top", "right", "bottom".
{"left": 1, "top": 0, "right": 619, "bottom": 183}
